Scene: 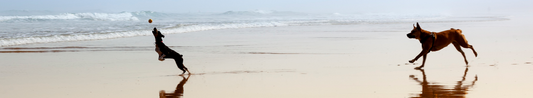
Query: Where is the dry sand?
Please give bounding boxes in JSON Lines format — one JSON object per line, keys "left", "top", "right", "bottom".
{"left": 1, "top": 14, "right": 533, "bottom": 98}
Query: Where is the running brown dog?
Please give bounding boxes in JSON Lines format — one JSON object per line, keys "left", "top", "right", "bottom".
{"left": 407, "top": 23, "right": 478, "bottom": 69}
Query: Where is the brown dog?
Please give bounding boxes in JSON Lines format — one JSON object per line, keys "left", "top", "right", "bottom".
{"left": 407, "top": 23, "right": 478, "bottom": 69}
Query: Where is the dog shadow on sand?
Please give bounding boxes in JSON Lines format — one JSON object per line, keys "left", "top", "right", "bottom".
{"left": 159, "top": 74, "right": 190, "bottom": 98}
{"left": 409, "top": 68, "right": 478, "bottom": 98}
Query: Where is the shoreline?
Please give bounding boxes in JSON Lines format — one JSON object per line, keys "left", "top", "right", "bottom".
{"left": 0, "top": 14, "right": 510, "bottom": 47}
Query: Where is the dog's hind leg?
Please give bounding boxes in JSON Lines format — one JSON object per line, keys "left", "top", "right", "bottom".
{"left": 456, "top": 34, "right": 478, "bottom": 57}
{"left": 182, "top": 65, "right": 189, "bottom": 74}
{"left": 470, "top": 45, "right": 478, "bottom": 57}
{"left": 174, "top": 58, "right": 189, "bottom": 75}
{"left": 453, "top": 42, "right": 469, "bottom": 65}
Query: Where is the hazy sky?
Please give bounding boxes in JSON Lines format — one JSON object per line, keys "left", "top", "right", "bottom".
{"left": 1, "top": 0, "right": 530, "bottom": 14}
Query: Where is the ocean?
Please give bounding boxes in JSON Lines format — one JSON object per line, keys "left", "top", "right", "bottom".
{"left": 0, "top": 10, "right": 505, "bottom": 47}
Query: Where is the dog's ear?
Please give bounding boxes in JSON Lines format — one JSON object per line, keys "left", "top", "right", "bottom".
{"left": 416, "top": 22, "right": 421, "bottom": 30}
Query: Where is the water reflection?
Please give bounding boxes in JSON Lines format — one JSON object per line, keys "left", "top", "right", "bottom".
{"left": 159, "top": 74, "right": 190, "bottom": 98}
{"left": 410, "top": 68, "right": 478, "bottom": 98}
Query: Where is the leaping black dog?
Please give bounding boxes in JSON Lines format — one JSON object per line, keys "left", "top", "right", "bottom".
{"left": 152, "top": 28, "right": 190, "bottom": 74}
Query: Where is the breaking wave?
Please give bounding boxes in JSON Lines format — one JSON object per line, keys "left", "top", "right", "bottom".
{"left": 0, "top": 10, "right": 508, "bottom": 47}
{"left": 0, "top": 12, "right": 139, "bottom": 22}
{"left": 0, "top": 21, "right": 288, "bottom": 47}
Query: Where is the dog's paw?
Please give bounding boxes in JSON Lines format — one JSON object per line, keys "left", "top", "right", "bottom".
{"left": 158, "top": 54, "right": 166, "bottom": 61}
{"left": 414, "top": 66, "right": 423, "bottom": 69}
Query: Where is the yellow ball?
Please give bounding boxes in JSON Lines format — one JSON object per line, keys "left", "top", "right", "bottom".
{"left": 148, "top": 19, "right": 153, "bottom": 23}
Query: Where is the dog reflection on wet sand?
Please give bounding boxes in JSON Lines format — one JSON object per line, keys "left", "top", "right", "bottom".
{"left": 410, "top": 68, "right": 478, "bottom": 98}
{"left": 159, "top": 74, "right": 190, "bottom": 98}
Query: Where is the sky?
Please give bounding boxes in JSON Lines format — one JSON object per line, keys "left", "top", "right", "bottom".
{"left": 1, "top": 0, "right": 531, "bottom": 14}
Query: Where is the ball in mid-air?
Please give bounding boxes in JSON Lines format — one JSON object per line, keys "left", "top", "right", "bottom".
{"left": 148, "top": 19, "right": 153, "bottom": 23}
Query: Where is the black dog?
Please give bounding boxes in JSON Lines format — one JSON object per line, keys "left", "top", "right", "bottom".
{"left": 152, "top": 28, "right": 190, "bottom": 74}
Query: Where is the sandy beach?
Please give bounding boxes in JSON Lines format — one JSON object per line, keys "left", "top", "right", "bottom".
{"left": 2, "top": 13, "right": 533, "bottom": 98}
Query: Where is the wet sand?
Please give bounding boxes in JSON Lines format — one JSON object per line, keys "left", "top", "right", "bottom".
{"left": 2, "top": 14, "right": 533, "bottom": 98}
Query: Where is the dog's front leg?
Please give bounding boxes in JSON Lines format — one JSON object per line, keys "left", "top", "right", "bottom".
{"left": 414, "top": 54, "right": 427, "bottom": 69}
{"left": 409, "top": 49, "right": 430, "bottom": 63}
{"left": 158, "top": 54, "right": 166, "bottom": 61}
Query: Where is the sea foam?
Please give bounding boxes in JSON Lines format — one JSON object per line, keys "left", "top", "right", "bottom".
{"left": 0, "top": 21, "right": 288, "bottom": 47}
{"left": 0, "top": 12, "right": 138, "bottom": 22}
{"left": 0, "top": 10, "right": 505, "bottom": 47}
